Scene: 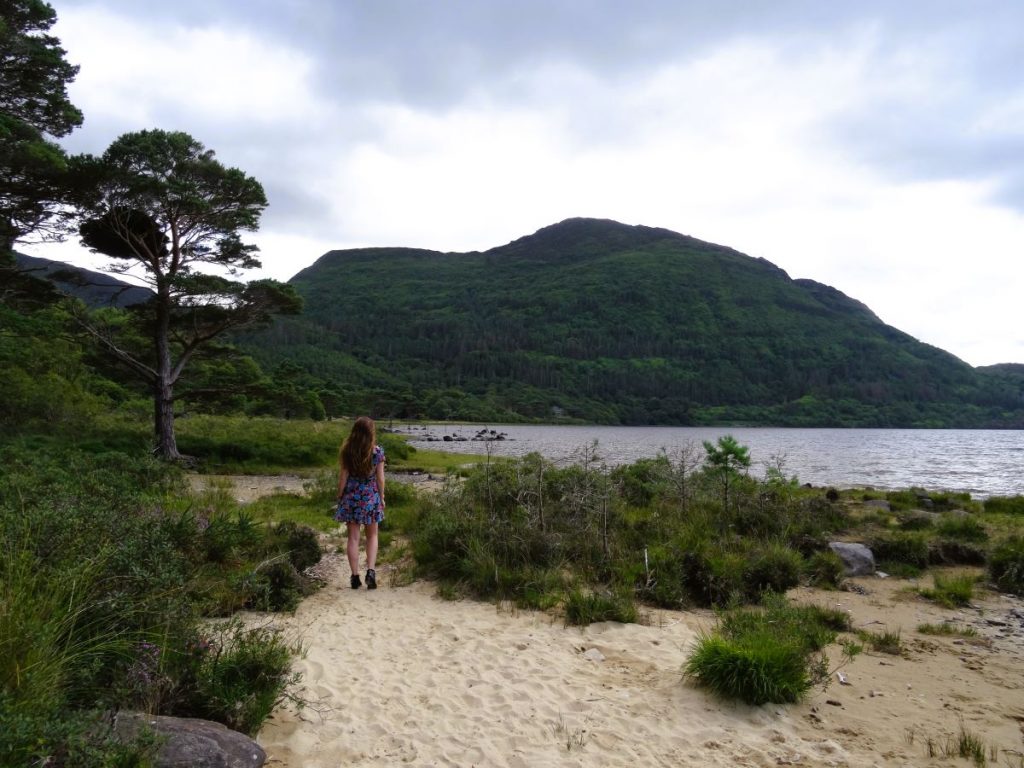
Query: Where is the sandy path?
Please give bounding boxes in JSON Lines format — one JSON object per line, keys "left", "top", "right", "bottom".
{"left": 256, "top": 552, "right": 1024, "bottom": 767}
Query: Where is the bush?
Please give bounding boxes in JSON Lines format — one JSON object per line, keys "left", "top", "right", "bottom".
{"left": 983, "top": 496, "right": 1024, "bottom": 516}
{"left": 805, "top": 550, "right": 845, "bottom": 589}
{"left": 920, "top": 574, "right": 975, "bottom": 607}
{"left": 935, "top": 515, "right": 988, "bottom": 543}
{"left": 928, "top": 540, "right": 987, "bottom": 566}
{"left": 871, "top": 533, "right": 930, "bottom": 569}
{"left": 564, "top": 588, "right": 638, "bottom": 626}
{"left": 684, "top": 597, "right": 844, "bottom": 705}
{"left": 242, "top": 560, "right": 313, "bottom": 612}
{"left": 988, "top": 537, "right": 1024, "bottom": 596}
{"left": 680, "top": 547, "right": 746, "bottom": 607}
{"left": 273, "top": 521, "right": 322, "bottom": 571}
{"left": 743, "top": 543, "right": 802, "bottom": 598}
{"left": 169, "top": 621, "right": 301, "bottom": 736}
{"left": 684, "top": 632, "right": 811, "bottom": 705}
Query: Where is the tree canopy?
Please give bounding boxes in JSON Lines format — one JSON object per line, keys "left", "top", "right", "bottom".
{"left": 74, "top": 129, "right": 302, "bottom": 459}
{"left": 0, "top": 0, "right": 82, "bottom": 251}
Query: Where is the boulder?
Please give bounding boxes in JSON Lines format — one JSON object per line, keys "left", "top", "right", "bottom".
{"left": 114, "top": 713, "right": 266, "bottom": 768}
{"left": 862, "top": 499, "right": 891, "bottom": 512}
{"left": 828, "top": 542, "right": 876, "bottom": 576}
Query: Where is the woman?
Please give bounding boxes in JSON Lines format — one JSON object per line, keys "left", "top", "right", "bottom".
{"left": 335, "top": 416, "right": 386, "bottom": 589}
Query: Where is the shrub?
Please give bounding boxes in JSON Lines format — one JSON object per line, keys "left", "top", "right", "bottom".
{"left": 928, "top": 540, "right": 987, "bottom": 566}
{"left": 242, "top": 560, "right": 313, "bottom": 612}
{"left": 898, "top": 514, "right": 934, "bottom": 532}
{"left": 564, "top": 588, "right": 638, "bottom": 626}
{"left": 917, "top": 623, "right": 978, "bottom": 637}
{"left": 860, "top": 627, "right": 902, "bottom": 654}
{"left": 743, "top": 543, "right": 802, "bottom": 598}
{"left": 680, "top": 547, "right": 746, "bottom": 607}
{"left": 983, "top": 495, "right": 1024, "bottom": 516}
{"left": 636, "top": 545, "right": 688, "bottom": 609}
{"left": 684, "top": 632, "right": 811, "bottom": 705}
{"left": 804, "top": 550, "right": 845, "bottom": 589}
{"left": 273, "top": 521, "right": 322, "bottom": 571}
{"left": 920, "top": 574, "right": 975, "bottom": 608}
{"left": 871, "top": 533, "right": 930, "bottom": 569}
{"left": 988, "top": 537, "right": 1024, "bottom": 596}
{"left": 610, "top": 456, "right": 669, "bottom": 507}
{"left": 684, "top": 597, "right": 844, "bottom": 705}
{"left": 170, "top": 620, "right": 301, "bottom": 736}
{"left": 935, "top": 515, "right": 988, "bottom": 543}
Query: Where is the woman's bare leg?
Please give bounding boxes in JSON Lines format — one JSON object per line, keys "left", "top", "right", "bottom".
{"left": 346, "top": 522, "right": 361, "bottom": 574}
{"left": 365, "top": 522, "right": 379, "bottom": 572}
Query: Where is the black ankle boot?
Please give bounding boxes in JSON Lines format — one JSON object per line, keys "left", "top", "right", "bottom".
{"left": 365, "top": 569, "right": 377, "bottom": 590}
{"left": 350, "top": 573, "right": 362, "bottom": 589}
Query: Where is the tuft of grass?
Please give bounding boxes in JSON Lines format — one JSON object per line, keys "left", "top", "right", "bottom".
{"left": 804, "top": 550, "right": 845, "bottom": 589}
{"left": 982, "top": 495, "right": 1024, "bottom": 516}
{"left": 988, "top": 536, "right": 1024, "bottom": 596}
{"left": 564, "top": 589, "right": 638, "bottom": 627}
{"left": 684, "top": 596, "right": 844, "bottom": 705}
{"left": 684, "top": 631, "right": 812, "bottom": 705}
{"left": 920, "top": 573, "right": 975, "bottom": 608}
{"left": 935, "top": 514, "right": 988, "bottom": 543}
{"left": 917, "top": 622, "right": 978, "bottom": 637}
{"left": 859, "top": 627, "right": 903, "bottom": 655}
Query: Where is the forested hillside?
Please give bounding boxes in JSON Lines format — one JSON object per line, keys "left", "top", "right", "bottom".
{"left": 242, "top": 218, "right": 1024, "bottom": 427}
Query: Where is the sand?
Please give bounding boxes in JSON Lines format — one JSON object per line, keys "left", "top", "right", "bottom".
{"left": 256, "top": 552, "right": 1024, "bottom": 767}
{"left": 185, "top": 475, "right": 1024, "bottom": 765}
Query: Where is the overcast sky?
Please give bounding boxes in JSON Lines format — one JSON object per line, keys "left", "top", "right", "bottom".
{"left": 25, "top": 1, "right": 1024, "bottom": 366}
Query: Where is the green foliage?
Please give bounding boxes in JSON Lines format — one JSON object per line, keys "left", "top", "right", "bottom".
{"left": 871, "top": 532, "right": 930, "bottom": 569}
{"left": 805, "top": 549, "right": 845, "bottom": 589}
{"left": 684, "top": 633, "right": 811, "bottom": 705}
{"left": 983, "top": 495, "right": 1024, "bottom": 516}
{"left": 917, "top": 623, "right": 978, "bottom": 637}
{"left": 920, "top": 574, "right": 975, "bottom": 608}
{"left": 743, "top": 543, "right": 803, "bottom": 598}
{"left": 70, "top": 128, "right": 303, "bottom": 459}
{"left": 168, "top": 620, "right": 301, "bottom": 736}
{"left": 0, "top": 445, "right": 305, "bottom": 752}
{"left": 988, "top": 537, "right": 1024, "bottom": 596}
{"left": 240, "top": 218, "right": 1024, "bottom": 428}
{"left": 684, "top": 597, "right": 844, "bottom": 705}
{"left": 176, "top": 415, "right": 346, "bottom": 471}
{"left": 859, "top": 627, "right": 903, "bottom": 655}
{"left": 564, "top": 588, "right": 638, "bottom": 626}
{"left": 0, "top": 0, "right": 83, "bottom": 252}
{"left": 935, "top": 514, "right": 988, "bottom": 542}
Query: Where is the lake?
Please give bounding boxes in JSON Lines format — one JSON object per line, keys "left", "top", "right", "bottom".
{"left": 393, "top": 424, "right": 1024, "bottom": 498}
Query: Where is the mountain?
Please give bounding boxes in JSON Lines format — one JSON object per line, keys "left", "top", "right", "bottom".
{"left": 13, "top": 253, "right": 152, "bottom": 308}
{"left": 242, "top": 218, "right": 1024, "bottom": 427}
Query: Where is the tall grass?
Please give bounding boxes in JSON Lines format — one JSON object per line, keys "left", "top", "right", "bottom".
{"left": 0, "top": 445, "right": 310, "bottom": 762}
{"left": 684, "top": 596, "right": 848, "bottom": 705}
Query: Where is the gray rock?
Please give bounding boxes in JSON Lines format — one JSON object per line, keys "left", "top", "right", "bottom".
{"left": 862, "top": 499, "right": 891, "bottom": 512}
{"left": 828, "top": 542, "right": 876, "bottom": 576}
{"left": 114, "top": 713, "right": 266, "bottom": 768}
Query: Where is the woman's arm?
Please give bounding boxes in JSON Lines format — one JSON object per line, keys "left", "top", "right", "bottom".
{"left": 337, "top": 466, "right": 349, "bottom": 500}
{"left": 375, "top": 461, "right": 386, "bottom": 505}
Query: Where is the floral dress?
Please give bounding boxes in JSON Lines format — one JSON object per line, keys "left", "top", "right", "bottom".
{"left": 335, "top": 445, "right": 385, "bottom": 525}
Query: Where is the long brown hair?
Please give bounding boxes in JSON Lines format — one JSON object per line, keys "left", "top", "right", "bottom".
{"left": 340, "top": 416, "right": 376, "bottom": 477}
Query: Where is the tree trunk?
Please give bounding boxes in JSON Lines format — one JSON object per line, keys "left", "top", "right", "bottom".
{"left": 153, "top": 283, "right": 181, "bottom": 460}
{"left": 154, "top": 377, "right": 181, "bottom": 460}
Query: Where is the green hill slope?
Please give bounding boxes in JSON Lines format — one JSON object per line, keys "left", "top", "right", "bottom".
{"left": 243, "top": 218, "right": 1023, "bottom": 427}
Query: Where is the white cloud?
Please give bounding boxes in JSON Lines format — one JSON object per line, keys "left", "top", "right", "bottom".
{"left": 29, "top": 2, "right": 1024, "bottom": 367}
{"left": 56, "top": 5, "right": 322, "bottom": 138}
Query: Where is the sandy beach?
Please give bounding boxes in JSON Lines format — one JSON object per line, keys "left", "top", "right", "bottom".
{"left": 257, "top": 549, "right": 1024, "bottom": 767}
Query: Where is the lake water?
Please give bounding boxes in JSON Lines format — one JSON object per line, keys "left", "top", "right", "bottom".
{"left": 394, "top": 424, "right": 1024, "bottom": 498}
